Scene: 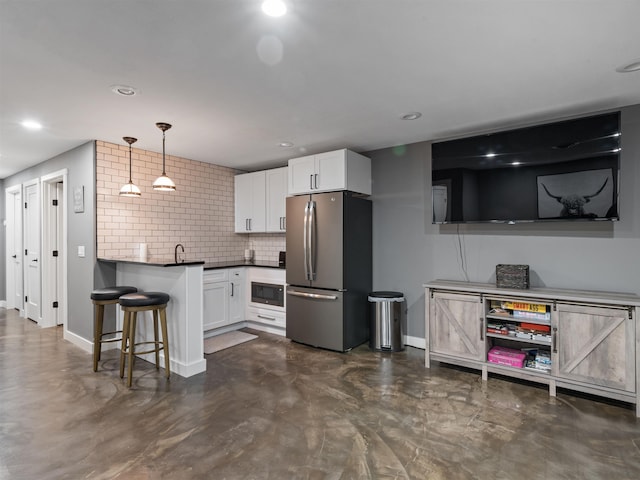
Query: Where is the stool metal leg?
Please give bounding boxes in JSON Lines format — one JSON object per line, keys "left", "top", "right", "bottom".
{"left": 127, "top": 312, "right": 138, "bottom": 388}
{"left": 93, "top": 303, "right": 104, "bottom": 372}
{"left": 119, "top": 310, "right": 131, "bottom": 379}
{"left": 153, "top": 309, "right": 160, "bottom": 369}
{"left": 160, "top": 307, "right": 171, "bottom": 379}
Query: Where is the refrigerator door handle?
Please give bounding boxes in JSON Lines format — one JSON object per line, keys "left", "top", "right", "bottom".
{"left": 308, "top": 200, "right": 316, "bottom": 280}
{"left": 288, "top": 290, "right": 338, "bottom": 301}
{"left": 303, "top": 201, "right": 311, "bottom": 280}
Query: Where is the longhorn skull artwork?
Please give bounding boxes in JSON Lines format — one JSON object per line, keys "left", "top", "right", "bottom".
{"left": 540, "top": 178, "right": 609, "bottom": 217}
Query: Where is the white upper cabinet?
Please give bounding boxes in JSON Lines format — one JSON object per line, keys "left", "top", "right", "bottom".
{"left": 234, "top": 171, "right": 266, "bottom": 233}
{"left": 266, "top": 167, "right": 288, "bottom": 232}
{"left": 235, "top": 167, "right": 288, "bottom": 233}
{"left": 287, "top": 149, "right": 371, "bottom": 196}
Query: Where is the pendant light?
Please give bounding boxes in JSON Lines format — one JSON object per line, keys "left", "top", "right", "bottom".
{"left": 153, "top": 122, "right": 176, "bottom": 191}
{"left": 119, "top": 136, "right": 141, "bottom": 197}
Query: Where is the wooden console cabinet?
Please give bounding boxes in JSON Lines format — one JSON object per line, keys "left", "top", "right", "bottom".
{"left": 425, "top": 280, "right": 640, "bottom": 416}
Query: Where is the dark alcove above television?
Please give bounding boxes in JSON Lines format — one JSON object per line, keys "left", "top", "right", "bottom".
{"left": 431, "top": 111, "right": 621, "bottom": 224}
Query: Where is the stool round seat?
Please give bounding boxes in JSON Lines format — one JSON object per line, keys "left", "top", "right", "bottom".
{"left": 91, "top": 286, "right": 138, "bottom": 301}
{"left": 91, "top": 286, "right": 138, "bottom": 372}
{"left": 118, "top": 292, "right": 170, "bottom": 307}
{"left": 119, "top": 291, "right": 171, "bottom": 387}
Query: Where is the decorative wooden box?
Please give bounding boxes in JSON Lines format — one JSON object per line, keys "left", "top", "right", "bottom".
{"left": 496, "top": 264, "right": 530, "bottom": 289}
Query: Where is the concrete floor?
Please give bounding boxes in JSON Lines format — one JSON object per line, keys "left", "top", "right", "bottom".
{"left": 0, "top": 307, "right": 639, "bottom": 480}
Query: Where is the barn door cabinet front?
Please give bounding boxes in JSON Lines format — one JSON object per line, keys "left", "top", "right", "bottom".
{"left": 428, "top": 290, "right": 484, "bottom": 363}
{"left": 554, "top": 303, "right": 635, "bottom": 393}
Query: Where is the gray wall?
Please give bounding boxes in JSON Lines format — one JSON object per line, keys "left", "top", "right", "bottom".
{"left": 3, "top": 142, "right": 96, "bottom": 340}
{"left": 0, "top": 179, "right": 5, "bottom": 302}
{"left": 369, "top": 104, "right": 640, "bottom": 340}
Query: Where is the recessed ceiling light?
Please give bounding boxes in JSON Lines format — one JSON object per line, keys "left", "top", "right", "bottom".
{"left": 279, "top": 141, "right": 294, "bottom": 148}
{"left": 110, "top": 84, "right": 139, "bottom": 96}
{"left": 511, "top": 161, "right": 521, "bottom": 166}
{"left": 615, "top": 59, "right": 640, "bottom": 73}
{"left": 400, "top": 112, "right": 422, "bottom": 120}
{"left": 262, "top": 0, "right": 287, "bottom": 17}
{"left": 485, "top": 152, "right": 496, "bottom": 158}
{"left": 21, "top": 120, "right": 42, "bottom": 130}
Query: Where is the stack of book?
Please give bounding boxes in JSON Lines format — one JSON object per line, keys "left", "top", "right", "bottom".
{"left": 523, "top": 349, "right": 552, "bottom": 372}
{"left": 500, "top": 301, "right": 550, "bottom": 321}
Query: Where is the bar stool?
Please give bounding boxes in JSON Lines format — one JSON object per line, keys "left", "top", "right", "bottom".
{"left": 91, "top": 286, "right": 138, "bottom": 372}
{"left": 118, "top": 292, "right": 171, "bottom": 388}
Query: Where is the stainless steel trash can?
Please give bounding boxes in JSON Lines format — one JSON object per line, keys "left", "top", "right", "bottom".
{"left": 369, "top": 291, "right": 405, "bottom": 352}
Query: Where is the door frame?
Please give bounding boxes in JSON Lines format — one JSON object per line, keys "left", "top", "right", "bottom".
{"left": 5, "top": 185, "right": 23, "bottom": 314}
{"left": 41, "top": 170, "right": 68, "bottom": 329}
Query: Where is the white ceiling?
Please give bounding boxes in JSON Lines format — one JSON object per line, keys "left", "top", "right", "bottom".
{"left": 1, "top": 0, "right": 640, "bottom": 179}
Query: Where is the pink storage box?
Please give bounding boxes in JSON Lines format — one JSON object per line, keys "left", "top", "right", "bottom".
{"left": 488, "top": 346, "right": 525, "bottom": 368}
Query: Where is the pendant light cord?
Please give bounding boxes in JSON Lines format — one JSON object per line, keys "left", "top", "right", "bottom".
{"left": 128, "top": 143, "right": 133, "bottom": 182}
{"left": 162, "top": 131, "right": 167, "bottom": 175}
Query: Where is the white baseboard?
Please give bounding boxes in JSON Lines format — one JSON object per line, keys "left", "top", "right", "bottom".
{"left": 204, "top": 322, "right": 248, "bottom": 338}
{"left": 0, "top": 300, "right": 6, "bottom": 308}
{"left": 404, "top": 335, "right": 426, "bottom": 350}
{"left": 64, "top": 328, "right": 93, "bottom": 353}
{"left": 245, "top": 321, "right": 286, "bottom": 337}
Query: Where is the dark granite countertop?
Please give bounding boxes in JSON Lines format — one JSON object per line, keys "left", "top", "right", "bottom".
{"left": 98, "top": 257, "right": 205, "bottom": 267}
{"left": 98, "top": 257, "right": 284, "bottom": 270}
{"left": 203, "top": 260, "right": 284, "bottom": 270}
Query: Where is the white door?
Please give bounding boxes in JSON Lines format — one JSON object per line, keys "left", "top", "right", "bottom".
{"left": 24, "top": 180, "right": 41, "bottom": 322}
{"left": 41, "top": 178, "right": 65, "bottom": 327}
{"left": 55, "top": 182, "right": 64, "bottom": 325}
{"left": 5, "top": 186, "right": 23, "bottom": 311}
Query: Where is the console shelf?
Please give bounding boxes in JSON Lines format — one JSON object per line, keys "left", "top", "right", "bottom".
{"left": 424, "top": 280, "right": 640, "bottom": 417}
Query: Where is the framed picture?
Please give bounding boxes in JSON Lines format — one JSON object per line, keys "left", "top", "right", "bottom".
{"left": 536, "top": 169, "right": 614, "bottom": 219}
{"left": 73, "top": 186, "right": 84, "bottom": 213}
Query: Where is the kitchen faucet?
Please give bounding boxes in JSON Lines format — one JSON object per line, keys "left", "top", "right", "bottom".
{"left": 175, "top": 243, "right": 185, "bottom": 264}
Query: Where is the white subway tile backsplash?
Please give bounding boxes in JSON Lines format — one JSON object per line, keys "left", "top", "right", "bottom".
{"left": 97, "top": 141, "right": 286, "bottom": 263}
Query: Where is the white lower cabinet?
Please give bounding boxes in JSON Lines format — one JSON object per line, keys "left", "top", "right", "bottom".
{"left": 245, "top": 267, "right": 286, "bottom": 335}
{"left": 203, "top": 269, "right": 245, "bottom": 332}
{"left": 246, "top": 306, "right": 285, "bottom": 329}
{"left": 425, "top": 280, "right": 640, "bottom": 417}
{"left": 204, "top": 267, "right": 287, "bottom": 335}
{"left": 229, "top": 269, "right": 245, "bottom": 324}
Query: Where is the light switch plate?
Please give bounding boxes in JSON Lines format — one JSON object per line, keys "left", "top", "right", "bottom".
{"left": 78, "top": 245, "right": 85, "bottom": 257}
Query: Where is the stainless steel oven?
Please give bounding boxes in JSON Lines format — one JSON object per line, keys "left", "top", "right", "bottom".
{"left": 251, "top": 281, "right": 285, "bottom": 308}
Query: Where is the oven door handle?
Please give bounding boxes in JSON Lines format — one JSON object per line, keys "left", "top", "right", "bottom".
{"left": 288, "top": 290, "right": 337, "bottom": 301}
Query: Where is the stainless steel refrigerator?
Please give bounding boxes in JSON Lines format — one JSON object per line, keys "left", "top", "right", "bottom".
{"left": 286, "top": 191, "right": 372, "bottom": 352}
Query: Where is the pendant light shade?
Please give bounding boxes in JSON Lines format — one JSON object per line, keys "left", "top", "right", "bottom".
{"left": 119, "top": 136, "right": 141, "bottom": 197}
{"left": 153, "top": 122, "right": 176, "bottom": 191}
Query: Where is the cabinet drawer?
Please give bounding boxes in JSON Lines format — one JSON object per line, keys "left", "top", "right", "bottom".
{"left": 247, "top": 306, "right": 285, "bottom": 328}
{"left": 204, "top": 270, "right": 228, "bottom": 283}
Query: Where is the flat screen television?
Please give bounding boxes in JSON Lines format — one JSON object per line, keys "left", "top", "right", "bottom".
{"left": 431, "top": 111, "right": 621, "bottom": 224}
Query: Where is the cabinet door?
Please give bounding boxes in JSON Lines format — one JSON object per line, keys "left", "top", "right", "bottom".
{"left": 555, "top": 303, "right": 635, "bottom": 392}
{"left": 430, "top": 291, "right": 484, "bottom": 361}
{"left": 234, "top": 171, "right": 266, "bottom": 232}
{"left": 203, "top": 281, "right": 229, "bottom": 331}
{"left": 314, "top": 150, "right": 346, "bottom": 192}
{"left": 288, "top": 154, "right": 317, "bottom": 195}
{"left": 229, "top": 269, "right": 245, "bottom": 323}
{"left": 266, "top": 167, "right": 288, "bottom": 232}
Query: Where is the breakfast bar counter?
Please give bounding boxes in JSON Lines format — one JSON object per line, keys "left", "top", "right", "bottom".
{"left": 98, "top": 258, "right": 206, "bottom": 378}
